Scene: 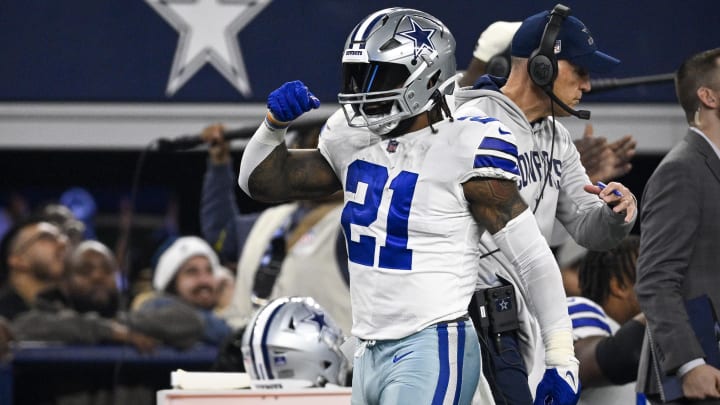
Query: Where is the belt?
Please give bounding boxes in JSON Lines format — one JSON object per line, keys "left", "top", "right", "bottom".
{"left": 436, "top": 313, "right": 471, "bottom": 325}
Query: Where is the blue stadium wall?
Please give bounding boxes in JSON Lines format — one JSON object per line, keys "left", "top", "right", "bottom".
{"left": 1, "top": 0, "right": 716, "bottom": 103}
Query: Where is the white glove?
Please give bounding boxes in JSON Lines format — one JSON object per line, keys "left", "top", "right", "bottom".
{"left": 534, "top": 356, "right": 580, "bottom": 405}
{"left": 473, "top": 21, "right": 522, "bottom": 62}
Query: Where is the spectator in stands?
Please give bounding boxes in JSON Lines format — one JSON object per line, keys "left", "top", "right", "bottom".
{"left": 140, "top": 236, "right": 233, "bottom": 346}
{"left": 199, "top": 124, "right": 351, "bottom": 334}
{"left": 12, "top": 240, "right": 202, "bottom": 351}
{"left": 38, "top": 202, "right": 86, "bottom": 249}
{"left": 568, "top": 235, "right": 647, "bottom": 404}
{"left": 0, "top": 218, "right": 67, "bottom": 320}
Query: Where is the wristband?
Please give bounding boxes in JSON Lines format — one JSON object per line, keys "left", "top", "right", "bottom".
{"left": 545, "top": 328, "right": 575, "bottom": 367}
{"left": 264, "top": 111, "right": 290, "bottom": 130}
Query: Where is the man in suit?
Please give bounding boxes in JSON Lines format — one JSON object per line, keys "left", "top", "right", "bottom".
{"left": 635, "top": 47, "right": 720, "bottom": 402}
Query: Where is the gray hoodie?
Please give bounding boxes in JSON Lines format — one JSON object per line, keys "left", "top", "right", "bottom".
{"left": 454, "top": 75, "right": 634, "bottom": 256}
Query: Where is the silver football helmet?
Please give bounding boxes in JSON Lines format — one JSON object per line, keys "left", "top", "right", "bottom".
{"left": 338, "top": 7, "right": 456, "bottom": 135}
{"left": 241, "top": 296, "right": 349, "bottom": 387}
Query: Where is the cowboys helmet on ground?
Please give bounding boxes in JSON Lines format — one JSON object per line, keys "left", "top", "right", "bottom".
{"left": 241, "top": 296, "right": 349, "bottom": 387}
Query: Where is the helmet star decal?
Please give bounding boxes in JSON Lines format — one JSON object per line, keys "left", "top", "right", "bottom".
{"left": 398, "top": 18, "right": 436, "bottom": 59}
{"left": 302, "top": 311, "right": 327, "bottom": 331}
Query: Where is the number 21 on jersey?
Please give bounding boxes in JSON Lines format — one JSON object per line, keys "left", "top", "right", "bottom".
{"left": 340, "top": 160, "right": 418, "bottom": 271}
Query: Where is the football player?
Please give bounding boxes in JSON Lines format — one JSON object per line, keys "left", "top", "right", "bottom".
{"left": 239, "top": 7, "right": 577, "bottom": 405}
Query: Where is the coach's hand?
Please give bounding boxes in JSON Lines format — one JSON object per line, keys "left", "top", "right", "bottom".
{"left": 534, "top": 358, "right": 581, "bottom": 405}
{"left": 267, "top": 80, "right": 320, "bottom": 125}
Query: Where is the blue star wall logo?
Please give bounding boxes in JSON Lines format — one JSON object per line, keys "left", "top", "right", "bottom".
{"left": 398, "top": 18, "right": 436, "bottom": 59}
{"left": 145, "top": 0, "right": 272, "bottom": 97}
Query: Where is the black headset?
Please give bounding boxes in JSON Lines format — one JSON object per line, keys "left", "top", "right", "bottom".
{"left": 527, "top": 4, "right": 571, "bottom": 91}
{"left": 485, "top": 46, "right": 511, "bottom": 79}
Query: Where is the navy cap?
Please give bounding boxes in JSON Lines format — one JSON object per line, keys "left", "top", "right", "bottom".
{"left": 511, "top": 10, "right": 620, "bottom": 73}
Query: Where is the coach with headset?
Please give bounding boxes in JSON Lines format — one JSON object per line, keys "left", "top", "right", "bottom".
{"left": 458, "top": 19, "right": 637, "bottom": 188}
{"left": 454, "top": 5, "right": 638, "bottom": 405}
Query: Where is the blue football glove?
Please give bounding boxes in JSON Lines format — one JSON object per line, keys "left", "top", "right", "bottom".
{"left": 534, "top": 361, "right": 581, "bottom": 405}
{"left": 267, "top": 80, "right": 321, "bottom": 123}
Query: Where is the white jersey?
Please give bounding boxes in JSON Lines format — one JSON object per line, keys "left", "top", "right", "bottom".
{"left": 319, "top": 109, "right": 520, "bottom": 340}
{"left": 567, "top": 296, "right": 648, "bottom": 405}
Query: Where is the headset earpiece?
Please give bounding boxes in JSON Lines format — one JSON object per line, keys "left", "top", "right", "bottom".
{"left": 528, "top": 50, "right": 556, "bottom": 89}
{"left": 486, "top": 46, "right": 511, "bottom": 78}
{"left": 527, "top": 4, "right": 570, "bottom": 90}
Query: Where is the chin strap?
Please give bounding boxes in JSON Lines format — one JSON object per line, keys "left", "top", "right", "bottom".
{"left": 438, "top": 74, "right": 457, "bottom": 122}
{"left": 428, "top": 111, "right": 438, "bottom": 134}
{"left": 436, "top": 91, "right": 454, "bottom": 122}
{"left": 427, "top": 89, "right": 453, "bottom": 134}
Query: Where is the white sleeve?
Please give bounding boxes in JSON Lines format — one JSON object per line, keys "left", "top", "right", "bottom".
{"left": 457, "top": 118, "right": 521, "bottom": 183}
{"left": 237, "top": 117, "right": 287, "bottom": 197}
{"left": 492, "top": 208, "right": 574, "bottom": 366}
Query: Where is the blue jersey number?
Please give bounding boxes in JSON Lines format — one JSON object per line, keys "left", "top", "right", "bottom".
{"left": 340, "top": 160, "right": 418, "bottom": 270}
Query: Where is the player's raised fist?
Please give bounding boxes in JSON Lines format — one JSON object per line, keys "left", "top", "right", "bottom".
{"left": 267, "top": 80, "right": 321, "bottom": 124}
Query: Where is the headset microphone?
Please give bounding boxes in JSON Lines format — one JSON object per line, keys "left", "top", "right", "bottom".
{"left": 544, "top": 89, "right": 591, "bottom": 119}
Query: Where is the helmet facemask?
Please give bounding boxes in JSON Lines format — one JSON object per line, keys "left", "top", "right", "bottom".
{"left": 340, "top": 62, "right": 411, "bottom": 135}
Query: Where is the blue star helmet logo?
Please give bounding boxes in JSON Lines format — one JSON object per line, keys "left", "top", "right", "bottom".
{"left": 398, "top": 17, "right": 436, "bottom": 59}
{"left": 302, "top": 310, "right": 327, "bottom": 332}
